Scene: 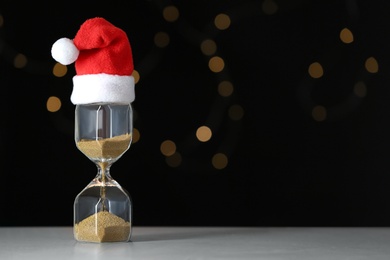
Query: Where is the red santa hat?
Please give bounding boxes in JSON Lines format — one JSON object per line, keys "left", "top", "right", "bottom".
{"left": 51, "top": 17, "right": 135, "bottom": 104}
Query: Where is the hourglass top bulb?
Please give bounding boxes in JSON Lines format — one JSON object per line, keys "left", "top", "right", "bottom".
{"left": 51, "top": 17, "right": 135, "bottom": 105}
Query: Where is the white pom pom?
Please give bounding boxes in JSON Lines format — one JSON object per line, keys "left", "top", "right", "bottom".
{"left": 51, "top": 38, "right": 79, "bottom": 65}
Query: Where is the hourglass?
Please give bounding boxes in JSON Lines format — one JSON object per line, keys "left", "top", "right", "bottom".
{"left": 73, "top": 103, "right": 133, "bottom": 242}
{"left": 51, "top": 17, "right": 137, "bottom": 243}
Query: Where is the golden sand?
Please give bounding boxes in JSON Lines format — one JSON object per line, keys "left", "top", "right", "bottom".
{"left": 74, "top": 211, "right": 131, "bottom": 242}
{"left": 76, "top": 134, "right": 131, "bottom": 159}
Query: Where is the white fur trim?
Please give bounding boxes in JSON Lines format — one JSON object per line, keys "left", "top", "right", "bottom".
{"left": 71, "top": 74, "right": 135, "bottom": 104}
{"left": 51, "top": 38, "right": 79, "bottom": 65}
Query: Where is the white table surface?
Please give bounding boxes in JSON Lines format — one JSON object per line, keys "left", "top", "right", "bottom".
{"left": 1, "top": 226, "right": 390, "bottom": 259}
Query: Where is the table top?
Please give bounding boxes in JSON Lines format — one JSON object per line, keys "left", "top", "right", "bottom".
{"left": 1, "top": 226, "right": 390, "bottom": 259}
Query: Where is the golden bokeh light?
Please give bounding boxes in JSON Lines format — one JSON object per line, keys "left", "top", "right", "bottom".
{"left": 340, "top": 28, "right": 354, "bottom": 44}
{"left": 154, "top": 31, "right": 170, "bottom": 48}
{"left": 353, "top": 81, "right": 367, "bottom": 98}
{"left": 165, "top": 152, "right": 182, "bottom": 167}
{"left": 262, "top": 0, "right": 278, "bottom": 15}
{"left": 132, "top": 69, "right": 140, "bottom": 84}
{"left": 196, "top": 126, "right": 212, "bottom": 142}
{"left": 218, "top": 81, "right": 234, "bottom": 97}
{"left": 53, "top": 63, "right": 67, "bottom": 77}
{"left": 46, "top": 96, "right": 62, "bottom": 112}
{"left": 365, "top": 57, "right": 379, "bottom": 73}
{"left": 212, "top": 153, "right": 228, "bottom": 170}
{"left": 308, "top": 62, "right": 324, "bottom": 78}
{"left": 132, "top": 128, "right": 140, "bottom": 144}
{"left": 228, "top": 104, "right": 244, "bottom": 120}
{"left": 160, "top": 139, "right": 177, "bottom": 156}
{"left": 312, "top": 105, "right": 327, "bottom": 122}
{"left": 209, "top": 56, "right": 225, "bottom": 73}
{"left": 163, "top": 5, "right": 179, "bottom": 22}
{"left": 214, "top": 13, "right": 231, "bottom": 30}
{"left": 200, "top": 39, "right": 217, "bottom": 56}
{"left": 14, "top": 53, "right": 27, "bottom": 68}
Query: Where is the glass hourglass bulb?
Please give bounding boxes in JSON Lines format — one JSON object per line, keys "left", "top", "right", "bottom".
{"left": 73, "top": 103, "right": 133, "bottom": 243}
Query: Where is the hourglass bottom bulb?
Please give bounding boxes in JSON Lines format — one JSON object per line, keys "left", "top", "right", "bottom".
{"left": 74, "top": 185, "right": 132, "bottom": 243}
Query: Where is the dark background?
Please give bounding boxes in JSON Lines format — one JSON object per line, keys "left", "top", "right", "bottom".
{"left": 1, "top": 0, "right": 390, "bottom": 227}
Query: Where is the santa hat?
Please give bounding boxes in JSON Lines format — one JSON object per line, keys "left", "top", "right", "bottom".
{"left": 51, "top": 17, "right": 135, "bottom": 105}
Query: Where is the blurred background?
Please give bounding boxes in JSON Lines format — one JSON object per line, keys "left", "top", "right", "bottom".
{"left": 1, "top": 0, "right": 390, "bottom": 227}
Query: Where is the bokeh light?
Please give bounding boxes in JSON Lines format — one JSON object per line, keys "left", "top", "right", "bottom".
{"left": 312, "top": 105, "right": 327, "bottom": 122}
{"left": 165, "top": 152, "right": 182, "bottom": 168}
{"left": 340, "top": 28, "right": 354, "bottom": 44}
{"left": 154, "top": 31, "right": 170, "bottom": 48}
{"left": 209, "top": 56, "right": 225, "bottom": 73}
{"left": 214, "top": 13, "right": 231, "bottom": 30}
{"left": 353, "top": 81, "right": 367, "bottom": 98}
{"left": 308, "top": 62, "right": 324, "bottom": 79}
{"left": 262, "top": 0, "right": 278, "bottom": 15}
{"left": 212, "top": 153, "right": 228, "bottom": 170}
{"left": 365, "top": 57, "right": 378, "bottom": 73}
{"left": 200, "top": 39, "right": 217, "bottom": 56}
{"left": 132, "top": 128, "right": 140, "bottom": 144}
{"left": 13, "top": 53, "right": 27, "bottom": 68}
{"left": 218, "top": 81, "right": 234, "bottom": 97}
{"left": 228, "top": 105, "right": 244, "bottom": 121}
{"left": 46, "top": 96, "right": 62, "bottom": 112}
{"left": 53, "top": 63, "right": 67, "bottom": 77}
{"left": 160, "top": 139, "right": 177, "bottom": 157}
{"left": 196, "top": 126, "right": 212, "bottom": 142}
{"left": 163, "top": 5, "right": 179, "bottom": 22}
{"left": 132, "top": 70, "right": 140, "bottom": 84}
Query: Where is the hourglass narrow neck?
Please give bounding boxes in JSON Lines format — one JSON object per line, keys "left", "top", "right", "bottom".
{"left": 96, "top": 162, "right": 113, "bottom": 183}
